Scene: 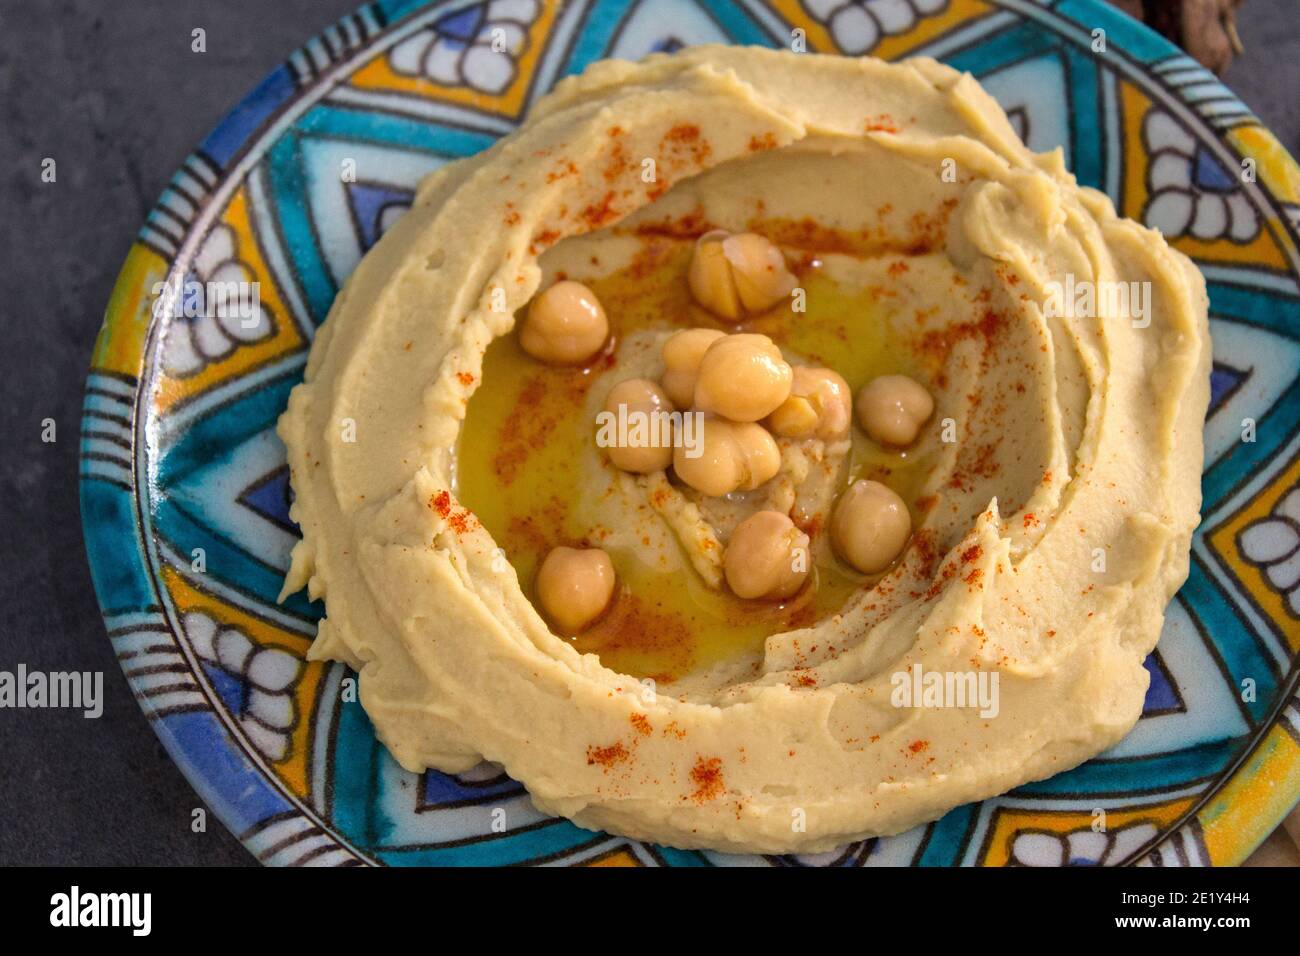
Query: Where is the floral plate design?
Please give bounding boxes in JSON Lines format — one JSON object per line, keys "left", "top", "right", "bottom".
{"left": 81, "top": 0, "right": 1300, "bottom": 866}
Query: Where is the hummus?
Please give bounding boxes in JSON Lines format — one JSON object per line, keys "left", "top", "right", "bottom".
{"left": 279, "top": 46, "right": 1210, "bottom": 853}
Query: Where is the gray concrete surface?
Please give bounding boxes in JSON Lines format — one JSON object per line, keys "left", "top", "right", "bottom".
{"left": 0, "top": 0, "right": 1295, "bottom": 865}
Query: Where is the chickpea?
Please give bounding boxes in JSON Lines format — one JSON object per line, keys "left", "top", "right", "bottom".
{"left": 660, "top": 327, "right": 725, "bottom": 408}
{"left": 673, "top": 417, "right": 781, "bottom": 497}
{"left": 830, "top": 480, "right": 912, "bottom": 574}
{"left": 727, "top": 232, "right": 800, "bottom": 314}
{"left": 687, "top": 231, "right": 741, "bottom": 321}
{"left": 693, "top": 333, "right": 793, "bottom": 422}
{"left": 767, "top": 366, "right": 852, "bottom": 440}
{"left": 603, "top": 378, "right": 675, "bottom": 474}
{"left": 724, "top": 510, "right": 811, "bottom": 600}
{"left": 855, "top": 374, "right": 934, "bottom": 447}
{"left": 519, "top": 280, "right": 609, "bottom": 365}
{"left": 688, "top": 230, "right": 797, "bottom": 320}
{"left": 732, "top": 423, "right": 782, "bottom": 491}
{"left": 536, "top": 546, "right": 616, "bottom": 633}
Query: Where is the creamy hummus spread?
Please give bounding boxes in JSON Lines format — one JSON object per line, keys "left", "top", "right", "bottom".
{"left": 279, "top": 46, "right": 1210, "bottom": 853}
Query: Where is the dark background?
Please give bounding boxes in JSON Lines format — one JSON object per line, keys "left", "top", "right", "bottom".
{"left": 0, "top": 0, "right": 1296, "bottom": 866}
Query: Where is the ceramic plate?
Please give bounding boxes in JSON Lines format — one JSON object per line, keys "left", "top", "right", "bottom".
{"left": 81, "top": 0, "right": 1300, "bottom": 866}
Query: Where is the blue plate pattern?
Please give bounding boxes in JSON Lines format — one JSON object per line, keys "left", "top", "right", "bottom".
{"left": 81, "top": 0, "right": 1300, "bottom": 866}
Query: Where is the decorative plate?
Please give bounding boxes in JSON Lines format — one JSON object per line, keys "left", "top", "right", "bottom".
{"left": 81, "top": 0, "right": 1300, "bottom": 866}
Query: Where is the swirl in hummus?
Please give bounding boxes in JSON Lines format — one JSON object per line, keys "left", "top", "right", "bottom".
{"left": 279, "top": 47, "right": 1210, "bottom": 854}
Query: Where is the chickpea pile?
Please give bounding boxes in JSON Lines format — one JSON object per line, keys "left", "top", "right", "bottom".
{"left": 517, "top": 231, "right": 936, "bottom": 624}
